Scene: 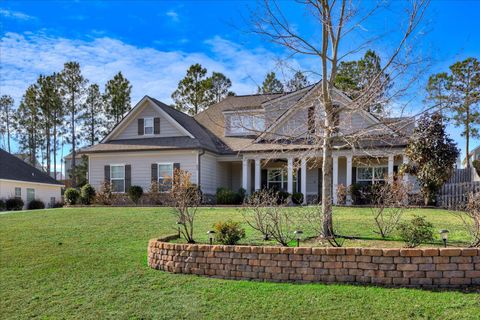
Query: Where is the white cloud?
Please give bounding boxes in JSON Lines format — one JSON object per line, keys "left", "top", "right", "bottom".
{"left": 165, "top": 10, "right": 179, "bottom": 22}
{"left": 0, "top": 9, "right": 34, "bottom": 21}
{"left": 0, "top": 32, "right": 288, "bottom": 106}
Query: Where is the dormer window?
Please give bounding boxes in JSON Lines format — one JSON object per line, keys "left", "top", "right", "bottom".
{"left": 144, "top": 118, "right": 154, "bottom": 135}
{"left": 229, "top": 114, "right": 265, "bottom": 135}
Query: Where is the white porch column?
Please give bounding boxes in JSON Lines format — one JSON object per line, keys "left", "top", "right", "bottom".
{"left": 242, "top": 158, "right": 250, "bottom": 194}
{"left": 333, "top": 155, "right": 339, "bottom": 205}
{"left": 301, "top": 158, "right": 307, "bottom": 204}
{"left": 287, "top": 157, "right": 294, "bottom": 194}
{"left": 346, "top": 155, "right": 353, "bottom": 204}
{"left": 254, "top": 158, "right": 261, "bottom": 191}
{"left": 388, "top": 155, "right": 395, "bottom": 182}
{"left": 402, "top": 155, "right": 409, "bottom": 184}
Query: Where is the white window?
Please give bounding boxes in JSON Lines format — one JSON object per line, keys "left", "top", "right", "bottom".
{"left": 144, "top": 118, "right": 154, "bottom": 135}
{"left": 357, "top": 166, "right": 388, "bottom": 183}
{"left": 229, "top": 114, "right": 265, "bottom": 134}
{"left": 15, "top": 187, "right": 21, "bottom": 198}
{"left": 267, "top": 169, "right": 297, "bottom": 192}
{"left": 26, "top": 188, "right": 35, "bottom": 203}
{"left": 111, "top": 165, "right": 125, "bottom": 193}
{"left": 158, "top": 163, "right": 174, "bottom": 192}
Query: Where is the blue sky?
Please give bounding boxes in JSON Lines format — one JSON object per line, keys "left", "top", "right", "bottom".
{"left": 1, "top": 0, "right": 480, "bottom": 165}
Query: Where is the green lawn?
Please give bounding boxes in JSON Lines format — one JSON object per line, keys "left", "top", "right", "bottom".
{"left": 1, "top": 207, "right": 479, "bottom": 319}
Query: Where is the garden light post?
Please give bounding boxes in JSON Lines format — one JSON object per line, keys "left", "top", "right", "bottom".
{"left": 176, "top": 221, "right": 182, "bottom": 238}
{"left": 207, "top": 230, "right": 216, "bottom": 245}
{"left": 440, "top": 229, "right": 449, "bottom": 248}
{"left": 294, "top": 230, "right": 303, "bottom": 247}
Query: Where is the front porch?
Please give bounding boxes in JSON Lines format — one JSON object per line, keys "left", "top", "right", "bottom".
{"left": 239, "top": 149, "right": 409, "bottom": 205}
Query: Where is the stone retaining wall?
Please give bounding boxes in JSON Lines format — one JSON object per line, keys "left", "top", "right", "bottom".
{"left": 148, "top": 237, "right": 480, "bottom": 288}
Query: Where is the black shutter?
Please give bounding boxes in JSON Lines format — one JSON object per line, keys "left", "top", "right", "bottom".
{"left": 173, "top": 163, "right": 180, "bottom": 171}
{"left": 154, "top": 117, "right": 160, "bottom": 134}
{"left": 261, "top": 169, "right": 268, "bottom": 189}
{"left": 104, "top": 165, "right": 110, "bottom": 183}
{"left": 297, "top": 168, "right": 301, "bottom": 194}
{"left": 151, "top": 163, "right": 158, "bottom": 182}
{"left": 125, "top": 165, "right": 131, "bottom": 191}
{"left": 138, "top": 118, "right": 144, "bottom": 135}
{"left": 352, "top": 167, "right": 357, "bottom": 184}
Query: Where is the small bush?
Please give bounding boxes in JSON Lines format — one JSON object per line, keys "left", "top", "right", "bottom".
{"left": 6, "top": 197, "right": 24, "bottom": 211}
{"left": 216, "top": 187, "right": 241, "bottom": 205}
{"left": 291, "top": 192, "right": 304, "bottom": 205}
{"left": 27, "top": 199, "right": 45, "bottom": 210}
{"left": 277, "top": 191, "right": 290, "bottom": 204}
{"left": 52, "top": 202, "right": 64, "bottom": 208}
{"left": 128, "top": 185, "right": 143, "bottom": 204}
{"left": 237, "top": 188, "right": 246, "bottom": 203}
{"left": 64, "top": 188, "right": 80, "bottom": 205}
{"left": 80, "top": 184, "right": 96, "bottom": 205}
{"left": 336, "top": 184, "right": 347, "bottom": 205}
{"left": 397, "top": 215, "right": 434, "bottom": 248}
{"left": 0, "top": 199, "right": 5, "bottom": 211}
{"left": 96, "top": 182, "right": 113, "bottom": 205}
{"left": 213, "top": 220, "right": 246, "bottom": 245}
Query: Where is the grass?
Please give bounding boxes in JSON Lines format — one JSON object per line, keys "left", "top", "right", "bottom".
{"left": 1, "top": 206, "right": 479, "bottom": 319}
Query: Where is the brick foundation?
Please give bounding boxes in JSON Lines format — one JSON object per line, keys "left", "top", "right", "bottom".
{"left": 148, "top": 237, "right": 480, "bottom": 288}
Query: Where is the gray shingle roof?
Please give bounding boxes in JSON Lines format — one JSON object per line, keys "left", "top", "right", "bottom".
{"left": 0, "top": 148, "right": 63, "bottom": 185}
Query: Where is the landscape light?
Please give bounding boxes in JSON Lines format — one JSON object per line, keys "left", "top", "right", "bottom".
{"left": 207, "top": 230, "right": 216, "bottom": 245}
{"left": 440, "top": 229, "right": 449, "bottom": 248}
{"left": 294, "top": 230, "right": 304, "bottom": 247}
{"left": 176, "top": 221, "right": 183, "bottom": 238}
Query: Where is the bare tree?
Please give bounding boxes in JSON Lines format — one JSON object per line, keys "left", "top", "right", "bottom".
{"left": 169, "top": 169, "right": 202, "bottom": 244}
{"left": 453, "top": 193, "right": 480, "bottom": 247}
{"left": 249, "top": 0, "right": 429, "bottom": 239}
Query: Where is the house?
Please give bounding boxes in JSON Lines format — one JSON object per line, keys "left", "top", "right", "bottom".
{"left": 467, "top": 145, "right": 480, "bottom": 181}
{"left": 0, "top": 148, "right": 63, "bottom": 208}
{"left": 80, "top": 83, "right": 415, "bottom": 204}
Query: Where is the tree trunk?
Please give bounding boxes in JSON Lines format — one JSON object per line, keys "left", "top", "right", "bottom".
{"left": 71, "top": 93, "right": 77, "bottom": 187}
{"left": 6, "top": 110, "right": 10, "bottom": 153}
{"left": 53, "top": 122, "right": 57, "bottom": 180}
{"left": 466, "top": 105, "right": 470, "bottom": 168}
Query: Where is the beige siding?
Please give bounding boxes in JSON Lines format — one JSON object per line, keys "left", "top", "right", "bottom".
{"left": 88, "top": 150, "right": 198, "bottom": 191}
{"left": 114, "top": 101, "right": 186, "bottom": 140}
{"left": 0, "top": 180, "right": 62, "bottom": 209}
{"left": 199, "top": 152, "right": 235, "bottom": 194}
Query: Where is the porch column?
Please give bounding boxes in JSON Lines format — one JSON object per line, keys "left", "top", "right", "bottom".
{"left": 254, "top": 158, "right": 261, "bottom": 191}
{"left": 301, "top": 158, "right": 307, "bottom": 204}
{"left": 403, "top": 155, "right": 409, "bottom": 184}
{"left": 388, "top": 155, "right": 395, "bottom": 183}
{"left": 242, "top": 158, "right": 250, "bottom": 194}
{"left": 346, "top": 155, "right": 353, "bottom": 204}
{"left": 287, "top": 157, "right": 294, "bottom": 194}
{"left": 333, "top": 155, "right": 339, "bottom": 205}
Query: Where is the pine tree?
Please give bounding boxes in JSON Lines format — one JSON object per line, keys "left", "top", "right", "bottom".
{"left": 209, "top": 72, "right": 233, "bottom": 103}
{"left": 172, "top": 64, "right": 213, "bottom": 115}
{"left": 81, "top": 83, "right": 106, "bottom": 146}
{"left": 59, "top": 61, "right": 87, "bottom": 186}
{"left": 258, "top": 72, "right": 284, "bottom": 94}
{"left": 103, "top": 71, "right": 132, "bottom": 130}
{"left": 286, "top": 71, "right": 310, "bottom": 92}
{"left": 0, "top": 95, "right": 14, "bottom": 153}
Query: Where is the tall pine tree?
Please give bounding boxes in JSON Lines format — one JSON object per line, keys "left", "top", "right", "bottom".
{"left": 209, "top": 72, "right": 233, "bottom": 103}
{"left": 0, "top": 95, "right": 14, "bottom": 153}
{"left": 172, "top": 64, "right": 213, "bottom": 115}
{"left": 258, "top": 72, "right": 284, "bottom": 94}
{"left": 286, "top": 71, "right": 310, "bottom": 92}
{"left": 104, "top": 71, "right": 132, "bottom": 130}
{"left": 81, "top": 83, "right": 106, "bottom": 146}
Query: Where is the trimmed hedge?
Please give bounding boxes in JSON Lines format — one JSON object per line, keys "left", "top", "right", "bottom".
{"left": 27, "top": 200, "right": 45, "bottom": 210}
{"left": 6, "top": 198, "right": 24, "bottom": 211}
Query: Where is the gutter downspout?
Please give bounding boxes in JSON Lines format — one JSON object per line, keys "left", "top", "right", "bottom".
{"left": 197, "top": 149, "right": 205, "bottom": 189}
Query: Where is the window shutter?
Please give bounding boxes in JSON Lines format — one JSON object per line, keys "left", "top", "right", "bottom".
{"left": 125, "top": 165, "right": 131, "bottom": 191}
{"left": 151, "top": 163, "right": 158, "bottom": 182}
{"left": 352, "top": 167, "right": 357, "bottom": 184}
{"left": 104, "top": 165, "right": 110, "bottom": 183}
{"left": 154, "top": 117, "right": 160, "bottom": 134}
{"left": 173, "top": 163, "right": 180, "bottom": 171}
{"left": 261, "top": 169, "right": 268, "bottom": 189}
{"left": 138, "top": 118, "right": 144, "bottom": 135}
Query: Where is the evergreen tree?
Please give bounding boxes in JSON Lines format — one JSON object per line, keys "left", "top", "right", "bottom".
{"left": 334, "top": 50, "right": 391, "bottom": 113}
{"left": 258, "top": 72, "right": 284, "bottom": 94}
{"left": 103, "top": 71, "right": 132, "bottom": 130}
{"left": 81, "top": 84, "right": 106, "bottom": 146}
{"left": 402, "top": 112, "right": 459, "bottom": 205}
{"left": 286, "top": 71, "right": 310, "bottom": 92}
{"left": 0, "top": 95, "right": 14, "bottom": 153}
{"left": 209, "top": 72, "right": 233, "bottom": 103}
{"left": 172, "top": 64, "right": 213, "bottom": 115}
{"left": 427, "top": 57, "right": 480, "bottom": 167}
{"left": 50, "top": 72, "right": 65, "bottom": 179}
{"left": 59, "top": 61, "right": 87, "bottom": 186}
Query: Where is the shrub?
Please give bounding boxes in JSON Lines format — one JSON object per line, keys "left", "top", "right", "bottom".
{"left": 213, "top": 220, "right": 246, "bottom": 245}
{"left": 397, "top": 215, "right": 434, "bottom": 248}
{"left": 52, "top": 202, "right": 64, "bottom": 208}
{"left": 336, "top": 184, "right": 347, "bottom": 205}
{"left": 473, "top": 160, "right": 480, "bottom": 177}
{"left": 0, "top": 199, "right": 5, "bottom": 211}
{"left": 349, "top": 183, "right": 362, "bottom": 205}
{"left": 237, "top": 188, "right": 246, "bottom": 203}
{"left": 128, "top": 185, "right": 143, "bottom": 204}
{"left": 277, "top": 191, "right": 290, "bottom": 204}
{"left": 454, "top": 193, "right": 480, "bottom": 247}
{"left": 6, "top": 197, "right": 24, "bottom": 211}
{"left": 64, "top": 188, "right": 80, "bottom": 205}
{"left": 216, "top": 187, "right": 241, "bottom": 205}
{"left": 80, "top": 184, "right": 96, "bottom": 205}
{"left": 27, "top": 199, "right": 45, "bottom": 210}
{"left": 291, "top": 192, "right": 304, "bottom": 205}
{"left": 95, "top": 182, "right": 113, "bottom": 205}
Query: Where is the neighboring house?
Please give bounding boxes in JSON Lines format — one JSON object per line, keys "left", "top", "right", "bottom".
{"left": 467, "top": 145, "right": 480, "bottom": 181}
{"left": 0, "top": 148, "right": 63, "bottom": 208}
{"left": 80, "top": 82, "right": 415, "bottom": 204}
